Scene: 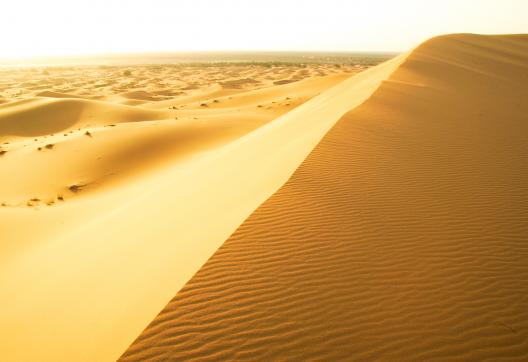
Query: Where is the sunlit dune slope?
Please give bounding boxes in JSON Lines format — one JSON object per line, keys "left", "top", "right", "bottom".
{"left": 121, "top": 34, "right": 528, "bottom": 361}
{"left": 0, "top": 61, "right": 393, "bottom": 361}
{"left": 0, "top": 116, "right": 262, "bottom": 204}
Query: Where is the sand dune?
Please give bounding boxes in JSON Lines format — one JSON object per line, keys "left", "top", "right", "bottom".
{"left": 120, "top": 34, "right": 528, "bottom": 361}
{"left": 0, "top": 72, "right": 351, "bottom": 208}
{"left": 118, "top": 90, "right": 168, "bottom": 101}
{"left": 0, "top": 60, "right": 376, "bottom": 361}
{"left": 0, "top": 97, "right": 167, "bottom": 140}
{"left": 35, "top": 90, "right": 95, "bottom": 99}
{"left": 1, "top": 34, "right": 526, "bottom": 362}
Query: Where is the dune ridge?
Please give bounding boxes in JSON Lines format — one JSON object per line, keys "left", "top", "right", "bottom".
{"left": 120, "top": 34, "right": 528, "bottom": 361}
{"left": 0, "top": 57, "right": 396, "bottom": 360}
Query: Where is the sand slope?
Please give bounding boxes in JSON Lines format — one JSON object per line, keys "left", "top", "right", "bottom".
{"left": 0, "top": 61, "right": 388, "bottom": 360}
{"left": 0, "top": 97, "right": 168, "bottom": 140}
{"left": 121, "top": 34, "right": 528, "bottom": 361}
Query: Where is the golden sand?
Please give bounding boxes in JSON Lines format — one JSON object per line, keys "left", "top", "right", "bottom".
{"left": 121, "top": 34, "right": 528, "bottom": 361}
{"left": 0, "top": 62, "right": 368, "bottom": 361}
{"left": 1, "top": 34, "right": 527, "bottom": 361}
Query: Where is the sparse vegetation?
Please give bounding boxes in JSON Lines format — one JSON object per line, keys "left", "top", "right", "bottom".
{"left": 123, "top": 69, "right": 132, "bottom": 76}
{"left": 85, "top": 131, "right": 92, "bottom": 137}
{"left": 27, "top": 198, "right": 41, "bottom": 207}
{"left": 68, "top": 184, "right": 85, "bottom": 193}
{"left": 0, "top": 150, "right": 6, "bottom": 156}
{"left": 45, "top": 144, "right": 54, "bottom": 149}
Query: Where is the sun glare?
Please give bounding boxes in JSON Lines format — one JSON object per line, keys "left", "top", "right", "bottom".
{"left": 1, "top": 0, "right": 527, "bottom": 58}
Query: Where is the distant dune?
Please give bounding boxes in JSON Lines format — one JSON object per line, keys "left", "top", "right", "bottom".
{"left": 121, "top": 34, "right": 528, "bottom": 361}
{"left": 0, "top": 34, "right": 527, "bottom": 362}
{"left": 0, "top": 97, "right": 167, "bottom": 138}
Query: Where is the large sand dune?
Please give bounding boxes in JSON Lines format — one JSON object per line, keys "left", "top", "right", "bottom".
{"left": 120, "top": 34, "right": 528, "bottom": 360}
{"left": 0, "top": 61, "right": 378, "bottom": 361}
{"left": 1, "top": 34, "right": 527, "bottom": 361}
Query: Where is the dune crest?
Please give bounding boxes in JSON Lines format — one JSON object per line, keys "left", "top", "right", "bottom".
{"left": 2, "top": 34, "right": 526, "bottom": 362}
{"left": 120, "top": 34, "right": 528, "bottom": 361}
{"left": 0, "top": 59, "right": 390, "bottom": 361}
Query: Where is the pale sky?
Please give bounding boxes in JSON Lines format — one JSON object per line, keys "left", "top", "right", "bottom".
{"left": 1, "top": 0, "right": 526, "bottom": 58}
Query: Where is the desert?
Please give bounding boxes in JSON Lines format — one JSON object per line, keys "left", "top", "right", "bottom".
{"left": 1, "top": 1, "right": 527, "bottom": 361}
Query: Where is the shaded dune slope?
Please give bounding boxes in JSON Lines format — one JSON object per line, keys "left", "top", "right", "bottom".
{"left": 121, "top": 34, "right": 528, "bottom": 361}
{"left": 0, "top": 97, "right": 167, "bottom": 139}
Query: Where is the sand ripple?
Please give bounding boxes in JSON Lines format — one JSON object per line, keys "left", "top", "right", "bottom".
{"left": 122, "top": 34, "right": 528, "bottom": 361}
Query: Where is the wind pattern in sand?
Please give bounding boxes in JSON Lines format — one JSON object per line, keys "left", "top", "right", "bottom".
{"left": 122, "top": 34, "right": 528, "bottom": 361}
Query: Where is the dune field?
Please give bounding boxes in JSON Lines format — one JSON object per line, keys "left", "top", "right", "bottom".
{"left": 1, "top": 34, "right": 527, "bottom": 361}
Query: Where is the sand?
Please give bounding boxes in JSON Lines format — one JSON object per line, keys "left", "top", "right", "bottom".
{"left": 1, "top": 34, "right": 527, "bottom": 361}
{"left": 0, "top": 62, "right": 371, "bottom": 361}
{"left": 120, "top": 34, "right": 528, "bottom": 361}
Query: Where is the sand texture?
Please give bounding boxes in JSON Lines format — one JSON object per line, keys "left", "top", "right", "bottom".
{"left": 0, "top": 60, "right": 380, "bottom": 361}
{"left": 120, "top": 34, "right": 528, "bottom": 361}
{"left": 1, "top": 34, "right": 527, "bottom": 361}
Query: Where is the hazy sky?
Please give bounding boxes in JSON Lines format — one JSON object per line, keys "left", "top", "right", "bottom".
{"left": 1, "top": 0, "right": 526, "bottom": 58}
